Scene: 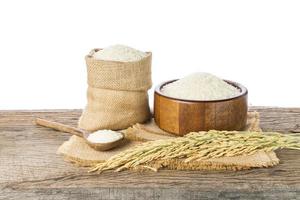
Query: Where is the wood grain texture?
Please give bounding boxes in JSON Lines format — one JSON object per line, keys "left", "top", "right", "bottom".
{"left": 0, "top": 107, "right": 300, "bottom": 200}
{"left": 154, "top": 80, "right": 248, "bottom": 135}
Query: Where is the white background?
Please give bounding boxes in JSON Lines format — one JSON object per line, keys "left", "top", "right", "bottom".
{"left": 0, "top": 0, "right": 299, "bottom": 109}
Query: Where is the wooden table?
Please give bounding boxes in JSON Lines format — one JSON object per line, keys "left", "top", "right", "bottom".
{"left": 0, "top": 107, "right": 299, "bottom": 200}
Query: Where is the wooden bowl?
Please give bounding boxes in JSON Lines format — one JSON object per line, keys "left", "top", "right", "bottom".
{"left": 154, "top": 80, "right": 248, "bottom": 136}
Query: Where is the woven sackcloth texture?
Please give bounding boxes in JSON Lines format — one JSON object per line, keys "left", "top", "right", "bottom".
{"left": 85, "top": 49, "right": 152, "bottom": 91}
{"left": 58, "top": 111, "right": 279, "bottom": 171}
{"left": 78, "top": 49, "right": 152, "bottom": 131}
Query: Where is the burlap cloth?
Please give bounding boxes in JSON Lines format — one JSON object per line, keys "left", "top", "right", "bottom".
{"left": 57, "top": 112, "right": 279, "bottom": 171}
{"left": 78, "top": 49, "right": 152, "bottom": 131}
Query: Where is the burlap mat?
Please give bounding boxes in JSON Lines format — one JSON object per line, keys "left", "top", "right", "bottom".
{"left": 57, "top": 112, "right": 279, "bottom": 170}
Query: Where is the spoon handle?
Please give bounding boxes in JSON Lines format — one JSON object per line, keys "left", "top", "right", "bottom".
{"left": 35, "top": 118, "right": 84, "bottom": 138}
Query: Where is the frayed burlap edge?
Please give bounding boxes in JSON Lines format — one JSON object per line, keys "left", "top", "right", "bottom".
{"left": 130, "top": 151, "right": 279, "bottom": 172}
{"left": 62, "top": 155, "right": 100, "bottom": 167}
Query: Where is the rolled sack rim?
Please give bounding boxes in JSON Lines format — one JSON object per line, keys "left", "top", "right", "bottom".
{"left": 86, "top": 48, "right": 152, "bottom": 64}
{"left": 85, "top": 49, "right": 152, "bottom": 91}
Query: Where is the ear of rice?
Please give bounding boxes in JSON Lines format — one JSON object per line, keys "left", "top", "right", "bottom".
{"left": 90, "top": 131, "right": 300, "bottom": 173}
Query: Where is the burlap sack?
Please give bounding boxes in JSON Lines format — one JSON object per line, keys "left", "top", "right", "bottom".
{"left": 78, "top": 49, "right": 152, "bottom": 131}
{"left": 58, "top": 112, "right": 279, "bottom": 171}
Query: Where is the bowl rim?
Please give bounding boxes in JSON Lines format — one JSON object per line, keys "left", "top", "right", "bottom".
{"left": 155, "top": 79, "right": 248, "bottom": 103}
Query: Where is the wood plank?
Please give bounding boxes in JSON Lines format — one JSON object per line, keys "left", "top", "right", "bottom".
{"left": 0, "top": 107, "right": 300, "bottom": 199}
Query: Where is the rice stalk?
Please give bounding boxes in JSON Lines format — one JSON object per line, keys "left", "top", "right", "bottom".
{"left": 90, "top": 130, "right": 300, "bottom": 173}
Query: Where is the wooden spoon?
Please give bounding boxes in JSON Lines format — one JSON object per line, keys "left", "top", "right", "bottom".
{"left": 35, "top": 118, "right": 124, "bottom": 151}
